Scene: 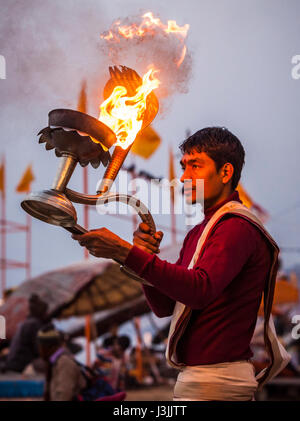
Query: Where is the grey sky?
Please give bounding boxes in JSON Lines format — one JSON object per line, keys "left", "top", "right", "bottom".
{"left": 0, "top": 0, "right": 300, "bottom": 289}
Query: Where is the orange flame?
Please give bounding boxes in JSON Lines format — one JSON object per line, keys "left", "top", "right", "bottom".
{"left": 176, "top": 45, "right": 187, "bottom": 68}
{"left": 98, "top": 69, "right": 160, "bottom": 150}
{"left": 101, "top": 12, "right": 189, "bottom": 68}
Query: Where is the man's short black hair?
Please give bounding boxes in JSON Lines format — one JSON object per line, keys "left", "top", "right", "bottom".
{"left": 179, "top": 127, "right": 245, "bottom": 190}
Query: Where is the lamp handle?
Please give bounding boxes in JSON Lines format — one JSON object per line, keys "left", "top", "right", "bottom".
{"left": 63, "top": 194, "right": 157, "bottom": 285}
{"left": 65, "top": 190, "right": 156, "bottom": 234}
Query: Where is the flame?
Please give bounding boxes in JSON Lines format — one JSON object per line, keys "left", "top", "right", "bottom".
{"left": 102, "top": 31, "right": 117, "bottom": 42}
{"left": 101, "top": 12, "right": 189, "bottom": 67}
{"left": 98, "top": 69, "right": 160, "bottom": 150}
{"left": 176, "top": 45, "right": 187, "bottom": 68}
{"left": 165, "top": 20, "right": 189, "bottom": 37}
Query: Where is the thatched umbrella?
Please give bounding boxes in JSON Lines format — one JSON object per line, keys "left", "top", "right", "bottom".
{"left": 0, "top": 260, "right": 142, "bottom": 340}
{"left": 0, "top": 243, "right": 182, "bottom": 340}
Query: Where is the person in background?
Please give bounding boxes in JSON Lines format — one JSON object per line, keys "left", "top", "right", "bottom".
{"left": 1, "top": 294, "right": 48, "bottom": 373}
{"left": 95, "top": 334, "right": 131, "bottom": 391}
{"left": 37, "top": 323, "right": 86, "bottom": 401}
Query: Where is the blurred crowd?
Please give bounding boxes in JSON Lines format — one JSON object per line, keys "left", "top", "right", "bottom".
{"left": 0, "top": 294, "right": 176, "bottom": 401}
{"left": 0, "top": 264, "right": 299, "bottom": 400}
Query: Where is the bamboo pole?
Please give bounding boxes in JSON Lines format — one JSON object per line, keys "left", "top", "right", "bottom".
{"left": 1, "top": 156, "right": 6, "bottom": 296}
{"left": 85, "top": 314, "right": 91, "bottom": 367}
{"left": 130, "top": 156, "right": 138, "bottom": 231}
{"left": 25, "top": 213, "right": 32, "bottom": 279}
{"left": 171, "top": 196, "right": 176, "bottom": 244}
{"left": 83, "top": 166, "right": 89, "bottom": 260}
{"left": 83, "top": 164, "right": 91, "bottom": 366}
{"left": 134, "top": 317, "right": 143, "bottom": 383}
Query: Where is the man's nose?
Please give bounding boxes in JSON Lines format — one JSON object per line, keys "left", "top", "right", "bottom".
{"left": 180, "top": 168, "right": 191, "bottom": 183}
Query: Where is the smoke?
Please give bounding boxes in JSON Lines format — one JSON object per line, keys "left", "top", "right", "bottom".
{"left": 0, "top": 0, "right": 109, "bottom": 113}
{"left": 0, "top": 4, "right": 192, "bottom": 120}
{"left": 99, "top": 12, "right": 193, "bottom": 109}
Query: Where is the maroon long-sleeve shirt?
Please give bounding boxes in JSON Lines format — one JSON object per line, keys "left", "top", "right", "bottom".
{"left": 124, "top": 190, "right": 272, "bottom": 365}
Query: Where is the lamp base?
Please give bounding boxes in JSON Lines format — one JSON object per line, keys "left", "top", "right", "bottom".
{"left": 21, "top": 189, "right": 77, "bottom": 227}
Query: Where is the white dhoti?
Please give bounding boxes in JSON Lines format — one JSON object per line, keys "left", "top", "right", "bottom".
{"left": 173, "top": 360, "right": 258, "bottom": 401}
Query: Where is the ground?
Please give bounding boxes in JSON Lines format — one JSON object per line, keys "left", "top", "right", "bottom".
{"left": 125, "top": 384, "right": 173, "bottom": 401}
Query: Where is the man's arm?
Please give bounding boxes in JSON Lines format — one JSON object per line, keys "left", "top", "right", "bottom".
{"left": 141, "top": 247, "right": 185, "bottom": 317}
{"left": 141, "top": 284, "right": 176, "bottom": 318}
{"left": 125, "top": 217, "right": 258, "bottom": 310}
{"left": 72, "top": 223, "right": 177, "bottom": 318}
{"left": 132, "top": 224, "right": 189, "bottom": 318}
{"left": 72, "top": 218, "right": 257, "bottom": 311}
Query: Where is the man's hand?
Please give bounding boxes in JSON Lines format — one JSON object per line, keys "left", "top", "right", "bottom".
{"left": 133, "top": 223, "right": 163, "bottom": 254}
{"left": 71, "top": 228, "right": 132, "bottom": 264}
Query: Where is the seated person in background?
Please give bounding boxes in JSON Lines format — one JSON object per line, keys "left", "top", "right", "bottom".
{"left": 2, "top": 294, "right": 48, "bottom": 373}
{"left": 37, "top": 323, "right": 86, "bottom": 401}
{"left": 94, "top": 335, "right": 131, "bottom": 390}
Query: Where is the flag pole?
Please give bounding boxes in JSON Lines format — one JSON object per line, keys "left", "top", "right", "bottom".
{"left": 1, "top": 156, "right": 6, "bottom": 297}
{"left": 83, "top": 164, "right": 91, "bottom": 367}
{"left": 169, "top": 147, "right": 176, "bottom": 244}
{"left": 78, "top": 80, "right": 89, "bottom": 258}
{"left": 15, "top": 164, "right": 35, "bottom": 282}
{"left": 26, "top": 213, "right": 32, "bottom": 279}
{"left": 134, "top": 317, "right": 144, "bottom": 383}
{"left": 78, "top": 80, "right": 91, "bottom": 367}
{"left": 171, "top": 197, "right": 176, "bottom": 244}
{"left": 83, "top": 166, "right": 89, "bottom": 260}
{"left": 130, "top": 155, "right": 138, "bottom": 231}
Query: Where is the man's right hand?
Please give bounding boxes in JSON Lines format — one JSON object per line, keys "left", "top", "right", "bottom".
{"left": 133, "top": 222, "right": 164, "bottom": 255}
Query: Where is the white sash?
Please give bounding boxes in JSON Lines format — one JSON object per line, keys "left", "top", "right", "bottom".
{"left": 165, "top": 201, "right": 291, "bottom": 389}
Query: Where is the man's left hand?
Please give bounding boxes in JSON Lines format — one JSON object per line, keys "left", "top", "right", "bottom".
{"left": 71, "top": 228, "right": 132, "bottom": 264}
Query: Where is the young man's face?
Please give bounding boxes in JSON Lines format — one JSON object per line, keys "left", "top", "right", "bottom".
{"left": 180, "top": 150, "right": 227, "bottom": 206}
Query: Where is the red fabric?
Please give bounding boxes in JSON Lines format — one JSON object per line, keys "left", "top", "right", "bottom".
{"left": 95, "top": 391, "right": 126, "bottom": 401}
{"left": 124, "top": 191, "right": 272, "bottom": 365}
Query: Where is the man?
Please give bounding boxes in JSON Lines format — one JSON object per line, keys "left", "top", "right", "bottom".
{"left": 72, "top": 127, "right": 289, "bottom": 400}
{"left": 37, "top": 323, "right": 86, "bottom": 401}
{"left": 2, "top": 294, "right": 48, "bottom": 373}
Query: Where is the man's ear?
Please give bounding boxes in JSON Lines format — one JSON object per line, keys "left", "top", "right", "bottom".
{"left": 221, "top": 163, "right": 234, "bottom": 185}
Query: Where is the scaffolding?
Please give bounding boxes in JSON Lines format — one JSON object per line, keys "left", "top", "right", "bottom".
{"left": 0, "top": 156, "right": 32, "bottom": 297}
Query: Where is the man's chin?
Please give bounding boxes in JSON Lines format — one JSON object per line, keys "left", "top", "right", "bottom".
{"left": 184, "top": 195, "right": 196, "bottom": 205}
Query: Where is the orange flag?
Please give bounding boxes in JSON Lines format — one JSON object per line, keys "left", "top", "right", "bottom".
{"left": 131, "top": 126, "right": 161, "bottom": 159}
{"left": 236, "top": 183, "right": 253, "bottom": 208}
{"left": 237, "top": 183, "right": 269, "bottom": 223}
{"left": 258, "top": 278, "right": 299, "bottom": 316}
{"left": 169, "top": 147, "right": 176, "bottom": 203}
{"left": 16, "top": 165, "right": 35, "bottom": 193}
{"left": 0, "top": 160, "right": 4, "bottom": 194}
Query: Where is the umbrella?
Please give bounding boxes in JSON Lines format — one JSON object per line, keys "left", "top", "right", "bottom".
{"left": 66, "top": 242, "right": 182, "bottom": 338}
{"left": 0, "top": 243, "right": 182, "bottom": 340}
{"left": 67, "top": 295, "right": 149, "bottom": 339}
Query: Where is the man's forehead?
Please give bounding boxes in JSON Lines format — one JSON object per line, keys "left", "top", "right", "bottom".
{"left": 180, "top": 151, "right": 208, "bottom": 164}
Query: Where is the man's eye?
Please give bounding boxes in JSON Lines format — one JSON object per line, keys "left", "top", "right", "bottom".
{"left": 192, "top": 164, "right": 200, "bottom": 169}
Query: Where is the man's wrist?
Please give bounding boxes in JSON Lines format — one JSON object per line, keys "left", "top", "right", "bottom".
{"left": 116, "top": 240, "right": 133, "bottom": 264}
